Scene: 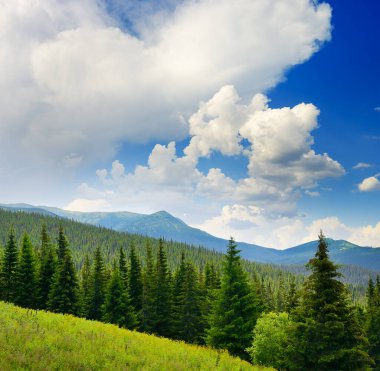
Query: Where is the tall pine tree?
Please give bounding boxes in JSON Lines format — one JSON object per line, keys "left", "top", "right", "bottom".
{"left": 207, "top": 238, "right": 261, "bottom": 360}
{"left": 15, "top": 233, "right": 38, "bottom": 308}
{"left": 129, "top": 243, "right": 143, "bottom": 320}
{"left": 0, "top": 228, "right": 18, "bottom": 302}
{"left": 38, "top": 226, "right": 56, "bottom": 309}
{"left": 289, "top": 232, "right": 373, "bottom": 369}
{"left": 153, "top": 238, "right": 173, "bottom": 338}
{"left": 86, "top": 247, "right": 107, "bottom": 320}
{"left": 103, "top": 268, "right": 137, "bottom": 329}
{"left": 48, "top": 249, "right": 79, "bottom": 315}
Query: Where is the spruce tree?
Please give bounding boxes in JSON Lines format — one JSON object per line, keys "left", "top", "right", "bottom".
{"left": 206, "top": 238, "right": 261, "bottom": 360}
{"left": 129, "top": 243, "right": 143, "bottom": 319}
{"left": 119, "top": 247, "right": 128, "bottom": 286}
{"left": 141, "top": 241, "right": 156, "bottom": 333}
{"left": 177, "top": 262, "right": 205, "bottom": 343}
{"left": 0, "top": 228, "right": 18, "bottom": 302}
{"left": 48, "top": 250, "right": 79, "bottom": 315}
{"left": 103, "top": 268, "right": 137, "bottom": 329}
{"left": 285, "top": 277, "right": 299, "bottom": 313}
{"left": 153, "top": 238, "right": 173, "bottom": 337}
{"left": 79, "top": 254, "right": 91, "bottom": 317}
{"left": 366, "top": 276, "right": 380, "bottom": 368}
{"left": 172, "top": 252, "right": 187, "bottom": 338}
{"left": 86, "top": 247, "right": 106, "bottom": 320}
{"left": 38, "top": 227, "right": 56, "bottom": 309}
{"left": 15, "top": 233, "right": 38, "bottom": 308}
{"left": 56, "top": 225, "right": 68, "bottom": 264}
{"left": 289, "top": 232, "right": 373, "bottom": 369}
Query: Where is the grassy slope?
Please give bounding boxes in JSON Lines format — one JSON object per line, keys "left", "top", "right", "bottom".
{"left": 0, "top": 302, "right": 270, "bottom": 371}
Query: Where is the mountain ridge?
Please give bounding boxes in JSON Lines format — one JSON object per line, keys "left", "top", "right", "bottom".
{"left": 1, "top": 203, "right": 379, "bottom": 270}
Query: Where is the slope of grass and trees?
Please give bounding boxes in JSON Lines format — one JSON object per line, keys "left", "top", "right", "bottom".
{"left": 1, "top": 209, "right": 380, "bottom": 369}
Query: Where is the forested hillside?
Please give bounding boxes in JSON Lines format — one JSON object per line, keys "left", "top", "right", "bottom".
{"left": 1, "top": 209, "right": 379, "bottom": 368}
{"left": 0, "top": 209, "right": 373, "bottom": 303}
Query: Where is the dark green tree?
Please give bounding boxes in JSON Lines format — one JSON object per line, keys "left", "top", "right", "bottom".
{"left": 206, "top": 238, "right": 262, "bottom": 360}
{"left": 79, "top": 254, "right": 91, "bottom": 317}
{"left": 129, "top": 243, "right": 143, "bottom": 318}
{"left": 86, "top": 247, "right": 107, "bottom": 320}
{"left": 0, "top": 228, "right": 19, "bottom": 302}
{"left": 57, "top": 225, "right": 68, "bottom": 264}
{"left": 38, "top": 227, "right": 56, "bottom": 309}
{"left": 103, "top": 268, "right": 137, "bottom": 329}
{"left": 289, "top": 232, "right": 373, "bottom": 370}
{"left": 285, "top": 277, "right": 299, "bottom": 313}
{"left": 177, "top": 261, "right": 205, "bottom": 343}
{"left": 153, "top": 238, "right": 173, "bottom": 337}
{"left": 366, "top": 276, "right": 380, "bottom": 368}
{"left": 141, "top": 241, "right": 156, "bottom": 333}
{"left": 119, "top": 247, "right": 128, "bottom": 286}
{"left": 48, "top": 250, "right": 79, "bottom": 315}
{"left": 15, "top": 233, "right": 38, "bottom": 308}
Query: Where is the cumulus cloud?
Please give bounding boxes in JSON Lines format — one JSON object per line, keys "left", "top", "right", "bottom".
{"left": 0, "top": 0, "right": 331, "bottom": 180}
{"left": 353, "top": 162, "right": 372, "bottom": 169}
{"left": 67, "top": 86, "right": 344, "bottom": 228}
{"left": 65, "top": 198, "right": 111, "bottom": 212}
{"left": 196, "top": 211, "right": 380, "bottom": 249}
{"left": 358, "top": 176, "right": 380, "bottom": 192}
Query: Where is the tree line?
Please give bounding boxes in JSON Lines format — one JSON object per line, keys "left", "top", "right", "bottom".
{"left": 1, "top": 225, "right": 379, "bottom": 368}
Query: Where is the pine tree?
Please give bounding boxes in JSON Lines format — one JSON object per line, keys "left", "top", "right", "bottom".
{"left": 177, "top": 262, "right": 205, "bottom": 343}
{"left": 172, "top": 252, "right": 187, "bottom": 338}
{"left": 103, "top": 268, "right": 137, "bottom": 329}
{"left": 86, "top": 247, "right": 106, "bottom": 320}
{"left": 289, "top": 232, "right": 373, "bottom": 369}
{"left": 0, "top": 228, "right": 19, "bottom": 302}
{"left": 129, "top": 243, "right": 143, "bottom": 319}
{"left": 57, "top": 225, "right": 68, "bottom": 264}
{"left": 285, "top": 277, "right": 299, "bottom": 313}
{"left": 48, "top": 250, "right": 79, "bottom": 315}
{"left": 206, "top": 238, "right": 262, "bottom": 360}
{"left": 141, "top": 241, "right": 156, "bottom": 333}
{"left": 38, "top": 227, "right": 56, "bottom": 309}
{"left": 79, "top": 254, "right": 91, "bottom": 317}
{"left": 153, "top": 238, "right": 173, "bottom": 337}
{"left": 15, "top": 233, "right": 38, "bottom": 308}
{"left": 119, "top": 247, "right": 128, "bottom": 286}
{"left": 366, "top": 276, "right": 380, "bottom": 368}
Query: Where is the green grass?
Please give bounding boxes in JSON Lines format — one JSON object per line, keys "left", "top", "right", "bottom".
{"left": 0, "top": 302, "right": 271, "bottom": 370}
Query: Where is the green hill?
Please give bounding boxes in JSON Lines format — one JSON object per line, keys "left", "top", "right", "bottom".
{"left": 0, "top": 301, "right": 268, "bottom": 370}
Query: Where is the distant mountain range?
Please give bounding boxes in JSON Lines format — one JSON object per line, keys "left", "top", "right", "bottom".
{"left": 1, "top": 203, "right": 380, "bottom": 271}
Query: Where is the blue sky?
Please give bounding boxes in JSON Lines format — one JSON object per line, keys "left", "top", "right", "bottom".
{"left": 0, "top": 0, "right": 379, "bottom": 248}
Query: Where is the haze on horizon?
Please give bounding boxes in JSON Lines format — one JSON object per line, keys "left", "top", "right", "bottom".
{"left": 0, "top": 0, "right": 379, "bottom": 249}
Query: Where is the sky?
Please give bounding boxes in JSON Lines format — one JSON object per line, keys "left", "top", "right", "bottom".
{"left": 0, "top": 0, "right": 379, "bottom": 249}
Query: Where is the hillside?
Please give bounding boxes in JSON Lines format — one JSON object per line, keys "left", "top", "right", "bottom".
{"left": 0, "top": 301, "right": 265, "bottom": 370}
{"left": 1, "top": 204, "right": 380, "bottom": 271}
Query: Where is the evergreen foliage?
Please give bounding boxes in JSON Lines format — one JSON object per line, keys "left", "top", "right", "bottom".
{"left": 153, "top": 238, "right": 174, "bottom": 337}
{"left": 48, "top": 249, "right": 79, "bottom": 315}
{"left": 207, "top": 238, "right": 262, "bottom": 360}
{"left": 103, "top": 268, "right": 137, "bottom": 329}
{"left": 129, "top": 243, "right": 143, "bottom": 320}
{"left": 14, "top": 234, "right": 38, "bottom": 308}
{"left": 86, "top": 247, "right": 107, "bottom": 320}
{"left": 289, "top": 232, "right": 373, "bottom": 369}
{"left": 38, "top": 226, "right": 56, "bottom": 309}
{"left": 0, "top": 228, "right": 18, "bottom": 302}
{"left": 366, "top": 275, "right": 380, "bottom": 368}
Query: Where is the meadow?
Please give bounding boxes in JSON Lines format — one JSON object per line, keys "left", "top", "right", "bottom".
{"left": 0, "top": 301, "right": 270, "bottom": 370}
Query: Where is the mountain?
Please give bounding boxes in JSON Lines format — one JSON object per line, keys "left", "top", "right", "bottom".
{"left": 1, "top": 203, "right": 379, "bottom": 271}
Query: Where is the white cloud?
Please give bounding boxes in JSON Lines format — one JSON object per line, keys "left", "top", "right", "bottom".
{"left": 374, "top": 107, "right": 380, "bottom": 112}
{"left": 195, "top": 211, "right": 380, "bottom": 249}
{"left": 0, "top": 0, "right": 331, "bottom": 184}
{"left": 65, "top": 198, "right": 111, "bottom": 212}
{"left": 305, "top": 190, "right": 320, "bottom": 197}
{"left": 358, "top": 176, "right": 380, "bottom": 192}
{"left": 66, "top": 86, "right": 345, "bottom": 233}
{"left": 353, "top": 162, "right": 372, "bottom": 169}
